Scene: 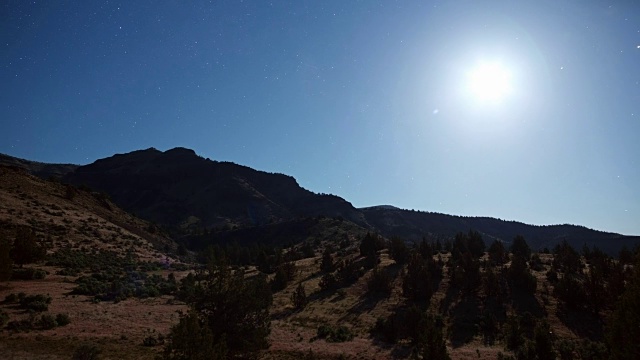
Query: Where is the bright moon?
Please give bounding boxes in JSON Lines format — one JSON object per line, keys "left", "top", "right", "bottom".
{"left": 467, "top": 62, "right": 512, "bottom": 103}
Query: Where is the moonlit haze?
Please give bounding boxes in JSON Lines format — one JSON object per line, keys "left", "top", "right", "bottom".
{"left": 1, "top": 1, "right": 639, "bottom": 235}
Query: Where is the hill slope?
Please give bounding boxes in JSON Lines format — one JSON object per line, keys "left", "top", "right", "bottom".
{"left": 2, "top": 147, "right": 637, "bottom": 254}
{"left": 62, "top": 147, "right": 368, "bottom": 230}
{"left": 361, "top": 206, "right": 639, "bottom": 255}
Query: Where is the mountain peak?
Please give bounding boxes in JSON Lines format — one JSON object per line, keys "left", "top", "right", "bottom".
{"left": 164, "top": 147, "right": 197, "bottom": 157}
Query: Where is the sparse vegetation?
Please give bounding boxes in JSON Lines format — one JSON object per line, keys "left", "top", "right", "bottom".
{"left": 162, "top": 259, "right": 272, "bottom": 359}
{"left": 72, "top": 343, "right": 101, "bottom": 360}
{"left": 316, "top": 324, "right": 354, "bottom": 343}
{"left": 291, "top": 282, "right": 308, "bottom": 310}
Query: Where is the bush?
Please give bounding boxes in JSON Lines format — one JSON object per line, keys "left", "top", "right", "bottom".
{"left": 318, "top": 273, "right": 338, "bottom": 292}
{"left": 291, "top": 283, "right": 307, "bottom": 310}
{"left": 143, "top": 335, "right": 159, "bottom": 347}
{"left": 161, "top": 311, "right": 226, "bottom": 360}
{"left": 72, "top": 343, "right": 101, "bottom": 360}
{"left": 320, "top": 247, "right": 335, "bottom": 273}
{"left": 317, "top": 324, "right": 354, "bottom": 342}
{"left": 11, "top": 267, "right": 46, "bottom": 280}
{"left": 4, "top": 293, "right": 18, "bottom": 303}
{"left": 0, "top": 309, "right": 8, "bottom": 327}
{"left": 38, "top": 313, "right": 57, "bottom": 329}
{"left": 510, "top": 235, "right": 531, "bottom": 260}
{"left": 56, "top": 313, "right": 70, "bottom": 326}
{"left": 366, "top": 266, "right": 393, "bottom": 296}
{"left": 389, "top": 237, "right": 409, "bottom": 265}
{"left": 163, "top": 262, "right": 272, "bottom": 359}
{"left": 0, "top": 234, "right": 12, "bottom": 281}
{"left": 19, "top": 294, "right": 52, "bottom": 312}
{"left": 10, "top": 227, "right": 46, "bottom": 266}
{"left": 7, "top": 317, "right": 35, "bottom": 332}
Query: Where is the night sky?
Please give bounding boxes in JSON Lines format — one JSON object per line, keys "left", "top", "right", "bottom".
{"left": 2, "top": 1, "right": 639, "bottom": 235}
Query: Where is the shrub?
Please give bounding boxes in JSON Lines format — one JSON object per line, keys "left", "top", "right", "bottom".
{"left": 72, "top": 343, "right": 101, "bottom": 360}
{"left": 366, "top": 266, "right": 392, "bottom": 296}
{"left": 19, "top": 294, "right": 52, "bottom": 312}
{"left": 4, "top": 293, "right": 18, "bottom": 303}
{"left": 11, "top": 267, "right": 46, "bottom": 280}
{"left": 488, "top": 240, "right": 508, "bottom": 265}
{"left": 162, "top": 262, "right": 272, "bottom": 359}
{"left": 55, "top": 313, "right": 70, "bottom": 326}
{"left": 389, "top": 237, "right": 409, "bottom": 265}
{"left": 316, "top": 324, "right": 354, "bottom": 342}
{"left": 318, "top": 273, "right": 338, "bottom": 292}
{"left": 161, "top": 311, "right": 226, "bottom": 360}
{"left": 510, "top": 235, "right": 531, "bottom": 260}
{"left": 291, "top": 283, "right": 307, "bottom": 310}
{"left": 10, "top": 227, "right": 46, "bottom": 266}
{"left": 554, "top": 273, "right": 585, "bottom": 309}
{"left": 320, "top": 247, "right": 335, "bottom": 273}
{"left": 0, "top": 234, "right": 12, "bottom": 281}
{"left": 7, "top": 317, "right": 34, "bottom": 332}
{"left": 143, "top": 335, "right": 159, "bottom": 347}
{"left": 38, "top": 313, "right": 57, "bottom": 329}
{"left": 0, "top": 309, "right": 8, "bottom": 327}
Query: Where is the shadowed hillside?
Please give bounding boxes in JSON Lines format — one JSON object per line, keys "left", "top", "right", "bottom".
{"left": 2, "top": 148, "right": 637, "bottom": 255}
{"left": 62, "top": 147, "right": 369, "bottom": 231}
{"left": 361, "top": 206, "right": 640, "bottom": 256}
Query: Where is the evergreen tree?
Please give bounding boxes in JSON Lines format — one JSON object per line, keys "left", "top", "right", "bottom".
{"left": 607, "top": 258, "right": 640, "bottom": 360}
{"left": 291, "top": 283, "right": 307, "bottom": 310}
{"left": 510, "top": 235, "right": 531, "bottom": 260}
{"left": 0, "top": 234, "right": 12, "bottom": 281}
{"left": 320, "top": 247, "right": 334, "bottom": 273}
{"left": 162, "top": 311, "right": 226, "bottom": 360}
{"left": 553, "top": 241, "right": 582, "bottom": 274}
{"left": 166, "top": 259, "right": 272, "bottom": 358}
{"left": 488, "top": 240, "right": 507, "bottom": 265}
{"left": 360, "top": 232, "right": 376, "bottom": 257}
{"left": 389, "top": 237, "right": 409, "bottom": 265}
{"left": 367, "top": 266, "right": 393, "bottom": 296}
{"left": 402, "top": 252, "right": 434, "bottom": 301}
{"left": 10, "top": 227, "right": 46, "bottom": 267}
{"left": 415, "top": 315, "right": 451, "bottom": 360}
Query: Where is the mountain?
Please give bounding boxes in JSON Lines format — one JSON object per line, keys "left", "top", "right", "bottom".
{"left": 62, "top": 147, "right": 368, "bottom": 230}
{"left": 3, "top": 147, "right": 637, "bottom": 254}
{"left": 361, "top": 206, "right": 640, "bottom": 255}
{"left": 0, "top": 153, "right": 78, "bottom": 179}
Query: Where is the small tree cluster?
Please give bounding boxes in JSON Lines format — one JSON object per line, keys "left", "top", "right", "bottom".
{"left": 10, "top": 227, "right": 46, "bottom": 267}
{"left": 320, "top": 247, "right": 335, "bottom": 273}
{"left": 162, "top": 260, "right": 272, "bottom": 359}
{"left": 388, "top": 237, "right": 409, "bottom": 265}
{"left": 452, "top": 230, "right": 485, "bottom": 259}
{"left": 270, "top": 261, "right": 297, "bottom": 292}
{"left": 291, "top": 283, "right": 307, "bottom": 310}
{"left": 402, "top": 252, "right": 442, "bottom": 301}
{"left": 0, "top": 234, "right": 12, "bottom": 281}
{"left": 366, "top": 266, "right": 393, "bottom": 296}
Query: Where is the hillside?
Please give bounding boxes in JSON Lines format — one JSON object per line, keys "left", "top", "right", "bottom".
{"left": 0, "top": 165, "right": 174, "bottom": 260}
{"left": 0, "top": 153, "right": 77, "bottom": 180}
{"left": 0, "top": 165, "right": 189, "bottom": 358}
{"left": 3, "top": 147, "right": 638, "bottom": 255}
{"left": 62, "top": 147, "right": 369, "bottom": 230}
{"left": 361, "top": 206, "right": 640, "bottom": 255}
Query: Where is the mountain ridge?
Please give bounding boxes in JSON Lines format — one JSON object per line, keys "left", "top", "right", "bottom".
{"left": 2, "top": 147, "right": 637, "bottom": 254}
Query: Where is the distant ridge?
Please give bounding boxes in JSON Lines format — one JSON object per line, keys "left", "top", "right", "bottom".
{"left": 360, "top": 206, "right": 638, "bottom": 255}
{"left": 0, "top": 152, "right": 78, "bottom": 179}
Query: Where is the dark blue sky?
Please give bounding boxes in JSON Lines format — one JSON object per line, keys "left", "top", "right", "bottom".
{"left": 2, "top": 1, "right": 639, "bottom": 235}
